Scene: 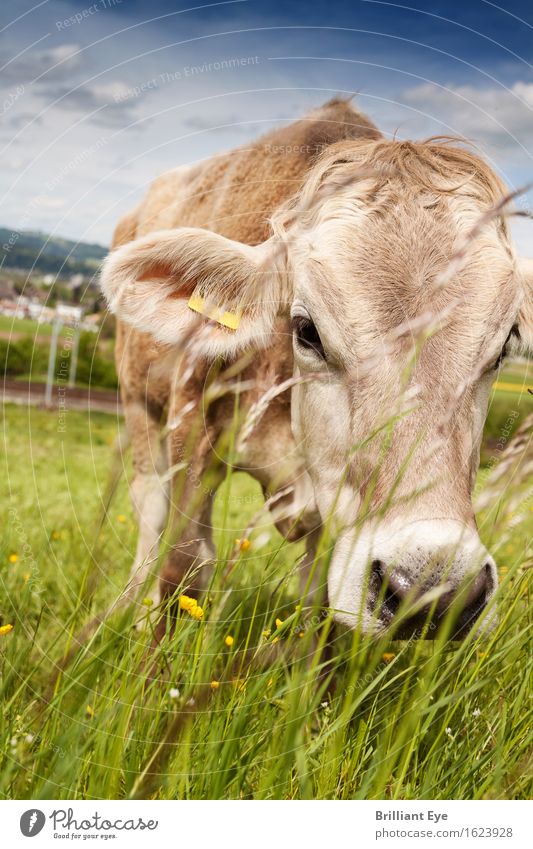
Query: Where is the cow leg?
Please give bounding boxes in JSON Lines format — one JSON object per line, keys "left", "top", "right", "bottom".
{"left": 119, "top": 398, "right": 169, "bottom": 611}
{"left": 158, "top": 428, "right": 224, "bottom": 619}
{"left": 159, "top": 494, "right": 217, "bottom": 603}
{"left": 127, "top": 470, "right": 168, "bottom": 606}
{"left": 296, "top": 526, "right": 324, "bottom": 604}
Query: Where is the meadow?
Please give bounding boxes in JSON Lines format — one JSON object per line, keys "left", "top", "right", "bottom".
{"left": 1, "top": 366, "right": 532, "bottom": 800}
{"left": 0, "top": 317, "right": 117, "bottom": 389}
{"left": 0, "top": 316, "right": 57, "bottom": 337}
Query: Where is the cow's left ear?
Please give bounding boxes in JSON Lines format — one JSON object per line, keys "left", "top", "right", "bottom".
{"left": 100, "top": 227, "right": 286, "bottom": 357}
{"left": 515, "top": 257, "right": 533, "bottom": 354}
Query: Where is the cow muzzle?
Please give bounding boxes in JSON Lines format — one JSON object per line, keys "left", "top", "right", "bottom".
{"left": 328, "top": 519, "right": 497, "bottom": 638}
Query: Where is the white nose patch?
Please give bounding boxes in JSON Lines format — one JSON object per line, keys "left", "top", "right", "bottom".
{"left": 328, "top": 518, "right": 497, "bottom": 631}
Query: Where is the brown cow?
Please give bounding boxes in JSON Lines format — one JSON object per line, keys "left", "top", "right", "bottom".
{"left": 101, "top": 98, "right": 533, "bottom": 636}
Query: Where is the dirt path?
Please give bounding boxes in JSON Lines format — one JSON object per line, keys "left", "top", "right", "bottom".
{"left": 1, "top": 378, "right": 121, "bottom": 414}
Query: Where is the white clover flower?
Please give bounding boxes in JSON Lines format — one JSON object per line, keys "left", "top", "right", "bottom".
{"left": 169, "top": 687, "right": 180, "bottom": 699}
{"left": 25, "top": 733, "right": 34, "bottom": 743}
{"left": 472, "top": 708, "right": 481, "bottom": 717}
{"left": 445, "top": 727, "right": 453, "bottom": 737}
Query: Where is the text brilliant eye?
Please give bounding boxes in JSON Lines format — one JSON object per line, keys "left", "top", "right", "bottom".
{"left": 291, "top": 316, "right": 326, "bottom": 359}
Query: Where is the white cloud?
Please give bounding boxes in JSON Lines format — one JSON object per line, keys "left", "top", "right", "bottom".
{"left": 510, "top": 216, "right": 533, "bottom": 259}
{"left": 33, "top": 195, "right": 68, "bottom": 209}
{"left": 37, "top": 79, "right": 144, "bottom": 127}
{"left": 402, "top": 81, "right": 533, "bottom": 156}
{"left": 0, "top": 43, "right": 82, "bottom": 85}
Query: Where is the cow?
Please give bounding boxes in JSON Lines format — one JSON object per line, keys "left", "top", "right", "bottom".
{"left": 101, "top": 97, "right": 533, "bottom": 638}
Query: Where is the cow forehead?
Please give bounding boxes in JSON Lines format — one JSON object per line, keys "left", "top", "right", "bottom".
{"left": 290, "top": 194, "right": 515, "bottom": 338}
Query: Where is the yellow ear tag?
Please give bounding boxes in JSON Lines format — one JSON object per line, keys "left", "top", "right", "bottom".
{"left": 187, "top": 294, "right": 241, "bottom": 330}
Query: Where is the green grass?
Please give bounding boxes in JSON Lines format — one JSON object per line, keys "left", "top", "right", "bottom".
{"left": 0, "top": 398, "right": 531, "bottom": 800}
{"left": 0, "top": 315, "right": 58, "bottom": 337}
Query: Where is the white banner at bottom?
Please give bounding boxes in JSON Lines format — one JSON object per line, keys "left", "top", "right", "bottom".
{"left": 2, "top": 799, "right": 531, "bottom": 848}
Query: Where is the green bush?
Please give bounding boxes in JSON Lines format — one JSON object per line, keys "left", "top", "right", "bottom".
{"left": 74, "top": 331, "right": 118, "bottom": 389}
{"left": 0, "top": 332, "right": 117, "bottom": 389}
{"left": 0, "top": 336, "right": 48, "bottom": 377}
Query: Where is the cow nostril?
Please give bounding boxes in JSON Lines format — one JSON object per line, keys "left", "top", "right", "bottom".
{"left": 369, "top": 559, "right": 493, "bottom": 631}
{"left": 462, "top": 563, "right": 492, "bottom": 608}
{"left": 370, "top": 559, "right": 402, "bottom": 620}
{"left": 371, "top": 559, "right": 384, "bottom": 578}
{"left": 484, "top": 563, "right": 494, "bottom": 594}
{"left": 446, "top": 563, "right": 493, "bottom": 638}
{"left": 372, "top": 559, "right": 415, "bottom": 600}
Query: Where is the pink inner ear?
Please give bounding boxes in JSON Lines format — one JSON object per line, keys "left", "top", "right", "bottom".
{"left": 136, "top": 262, "right": 197, "bottom": 300}
{"left": 137, "top": 261, "right": 172, "bottom": 282}
{"left": 136, "top": 261, "right": 178, "bottom": 283}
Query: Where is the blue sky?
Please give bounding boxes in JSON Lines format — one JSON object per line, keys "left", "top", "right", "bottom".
{"left": 1, "top": 0, "right": 532, "bottom": 254}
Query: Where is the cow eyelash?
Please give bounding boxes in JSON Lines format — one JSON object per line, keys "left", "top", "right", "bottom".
{"left": 291, "top": 315, "right": 326, "bottom": 359}
{"left": 494, "top": 324, "right": 519, "bottom": 370}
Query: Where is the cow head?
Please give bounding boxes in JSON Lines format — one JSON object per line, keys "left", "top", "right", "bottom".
{"left": 101, "top": 138, "right": 533, "bottom": 636}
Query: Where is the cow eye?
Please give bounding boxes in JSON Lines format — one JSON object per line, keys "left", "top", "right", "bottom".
{"left": 291, "top": 315, "right": 326, "bottom": 359}
{"left": 494, "top": 324, "right": 518, "bottom": 370}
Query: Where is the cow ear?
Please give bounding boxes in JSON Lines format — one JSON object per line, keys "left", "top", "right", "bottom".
{"left": 100, "top": 227, "right": 286, "bottom": 357}
{"left": 515, "top": 257, "right": 533, "bottom": 354}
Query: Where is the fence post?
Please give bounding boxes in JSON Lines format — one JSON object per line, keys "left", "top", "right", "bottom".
{"left": 44, "top": 318, "right": 61, "bottom": 407}
{"left": 68, "top": 324, "right": 80, "bottom": 387}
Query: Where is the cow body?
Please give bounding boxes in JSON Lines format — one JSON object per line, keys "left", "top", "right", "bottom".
{"left": 112, "top": 99, "right": 380, "bottom": 608}
{"left": 103, "top": 98, "right": 533, "bottom": 635}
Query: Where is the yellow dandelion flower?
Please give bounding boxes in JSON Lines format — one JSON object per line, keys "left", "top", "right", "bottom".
{"left": 0, "top": 624, "right": 14, "bottom": 636}
{"left": 8, "top": 553, "right": 18, "bottom": 564}
{"left": 235, "top": 538, "right": 251, "bottom": 552}
{"left": 298, "top": 631, "right": 304, "bottom": 638}
{"left": 382, "top": 652, "right": 395, "bottom": 663}
{"left": 272, "top": 636, "right": 279, "bottom": 644}
{"left": 210, "top": 680, "right": 220, "bottom": 690}
{"left": 275, "top": 617, "right": 284, "bottom": 629}
{"left": 179, "top": 595, "right": 203, "bottom": 619}
{"left": 86, "top": 705, "right": 94, "bottom": 718}
{"left": 224, "top": 635, "right": 234, "bottom": 647}
{"left": 117, "top": 514, "right": 127, "bottom": 523}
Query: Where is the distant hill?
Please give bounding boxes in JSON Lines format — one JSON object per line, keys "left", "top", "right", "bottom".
{"left": 0, "top": 227, "right": 108, "bottom": 278}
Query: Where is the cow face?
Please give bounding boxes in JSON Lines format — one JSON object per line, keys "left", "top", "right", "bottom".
{"left": 101, "top": 140, "right": 533, "bottom": 636}
{"left": 285, "top": 180, "right": 526, "bottom": 636}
